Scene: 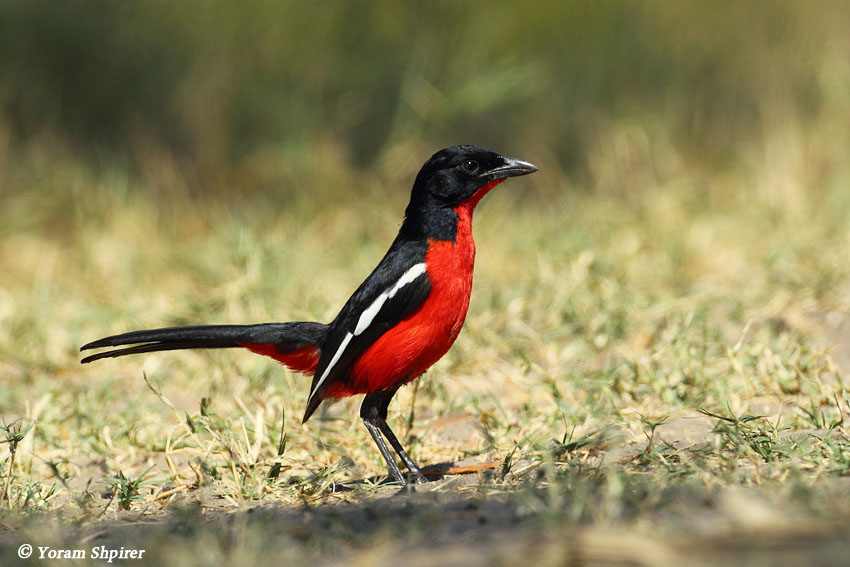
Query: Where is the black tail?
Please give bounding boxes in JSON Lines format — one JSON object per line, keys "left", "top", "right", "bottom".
{"left": 80, "top": 322, "right": 328, "bottom": 364}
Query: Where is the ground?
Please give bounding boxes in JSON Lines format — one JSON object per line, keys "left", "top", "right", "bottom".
{"left": 2, "top": 112, "right": 850, "bottom": 565}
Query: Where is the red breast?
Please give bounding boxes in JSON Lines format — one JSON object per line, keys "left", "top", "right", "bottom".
{"left": 324, "top": 179, "right": 505, "bottom": 398}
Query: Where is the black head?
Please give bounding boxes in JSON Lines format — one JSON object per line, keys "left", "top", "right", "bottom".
{"left": 411, "top": 145, "right": 538, "bottom": 207}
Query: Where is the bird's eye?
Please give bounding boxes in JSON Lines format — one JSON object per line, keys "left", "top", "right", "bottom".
{"left": 460, "top": 160, "right": 479, "bottom": 174}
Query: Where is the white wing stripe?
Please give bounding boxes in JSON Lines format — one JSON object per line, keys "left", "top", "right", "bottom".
{"left": 390, "top": 262, "right": 427, "bottom": 298}
{"left": 354, "top": 262, "right": 426, "bottom": 336}
{"left": 308, "top": 262, "right": 427, "bottom": 400}
{"left": 310, "top": 331, "right": 353, "bottom": 398}
{"left": 354, "top": 294, "right": 388, "bottom": 336}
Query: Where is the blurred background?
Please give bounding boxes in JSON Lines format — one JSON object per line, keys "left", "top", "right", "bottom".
{"left": 1, "top": 0, "right": 850, "bottom": 548}
{"left": 3, "top": 0, "right": 850, "bottom": 408}
{"left": 2, "top": 0, "right": 848, "bottom": 202}
{"left": 2, "top": 0, "right": 849, "bottom": 388}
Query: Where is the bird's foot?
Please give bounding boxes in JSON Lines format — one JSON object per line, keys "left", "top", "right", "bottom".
{"left": 408, "top": 471, "right": 428, "bottom": 485}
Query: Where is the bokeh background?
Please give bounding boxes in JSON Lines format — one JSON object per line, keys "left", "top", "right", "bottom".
{"left": 3, "top": 0, "right": 849, "bottom": 386}
{"left": 4, "top": 1, "right": 848, "bottom": 200}
{"left": 1, "top": 1, "right": 850, "bottom": 563}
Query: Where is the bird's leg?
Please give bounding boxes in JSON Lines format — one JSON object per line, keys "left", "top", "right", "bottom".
{"left": 360, "top": 387, "right": 428, "bottom": 485}
{"left": 376, "top": 419, "right": 427, "bottom": 484}
{"left": 361, "top": 418, "right": 406, "bottom": 484}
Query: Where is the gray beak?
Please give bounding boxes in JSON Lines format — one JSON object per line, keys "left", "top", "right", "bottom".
{"left": 484, "top": 156, "right": 539, "bottom": 180}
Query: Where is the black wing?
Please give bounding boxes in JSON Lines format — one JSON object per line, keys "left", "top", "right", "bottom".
{"left": 303, "top": 239, "right": 431, "bottom": 421}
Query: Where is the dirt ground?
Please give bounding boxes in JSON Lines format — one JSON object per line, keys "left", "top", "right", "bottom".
{"left": 2, "top": 463, "right": 849, "bottom": 567}
{"left": 1, "top": 312, "right": 848, "bottom": 566}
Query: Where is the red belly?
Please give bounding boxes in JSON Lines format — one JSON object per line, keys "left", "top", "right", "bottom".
{"left": 261, "top": 178, "right": 504, "bottom": 400}
{"left": 325, "top": 198, "right": 484, "bottom": 398}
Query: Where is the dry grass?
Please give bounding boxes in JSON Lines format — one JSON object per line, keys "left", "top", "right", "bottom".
{"left": 3, "top": 63, "right": 850, "bottom": 566}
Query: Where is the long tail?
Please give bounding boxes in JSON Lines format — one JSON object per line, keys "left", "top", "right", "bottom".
{"left": 80, "top": 322, "right": 328, "bottom": 375}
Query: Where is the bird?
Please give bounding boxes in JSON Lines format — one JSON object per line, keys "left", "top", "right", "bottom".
{"left": 81, "top": 145, "right": 538, "bottom": 485}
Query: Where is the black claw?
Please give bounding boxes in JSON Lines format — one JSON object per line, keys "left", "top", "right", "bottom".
{"left": 410, "top": 472, "right": 428, "bottom": 484}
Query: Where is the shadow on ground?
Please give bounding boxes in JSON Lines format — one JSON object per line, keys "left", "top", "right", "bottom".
{"left": 2, "top": 473, "right": 849, "bottom": 567}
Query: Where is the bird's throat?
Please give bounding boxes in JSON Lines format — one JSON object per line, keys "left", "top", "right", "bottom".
{"left": 458, "top": 178, "right": 505, "bottom": 214}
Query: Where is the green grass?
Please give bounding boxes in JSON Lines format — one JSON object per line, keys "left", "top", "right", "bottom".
{"left": 2, "top": 3, "right": 850, "bottom": 564}
{"left": 2, "top": 109, "right": 850, "bottom": 562}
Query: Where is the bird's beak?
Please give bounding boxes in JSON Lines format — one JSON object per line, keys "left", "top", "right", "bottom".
{"left": 484, "top": 156, "right": 539, "bottom": 180}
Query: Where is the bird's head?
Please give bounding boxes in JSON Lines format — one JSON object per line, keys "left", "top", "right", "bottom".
{"left": 412, "top": 145, "right": 538, "bottom": 208}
